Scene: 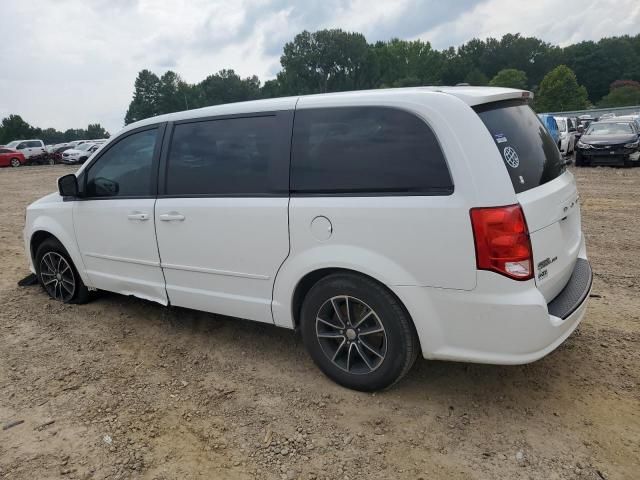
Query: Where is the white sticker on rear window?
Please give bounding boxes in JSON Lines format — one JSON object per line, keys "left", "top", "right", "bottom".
{"left": 503, "top": 146, "right": 520, "bottom": 168}
{"left": 494, "top": 133, "right": 508, "bottom": 144}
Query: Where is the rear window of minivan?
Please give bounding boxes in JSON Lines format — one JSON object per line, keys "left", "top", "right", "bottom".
{"left": 475, "top": 100, "right": 565, "bottom": 194}
{"left": 291, "top": 107, "right": 453, "bottom": 195}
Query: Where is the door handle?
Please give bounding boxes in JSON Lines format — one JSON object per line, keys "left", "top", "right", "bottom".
{"left": 127, "top": 212, "right": 149, "bottom": 221}
{"left": 159, "top": 212, "right": 185, "bottom": 222}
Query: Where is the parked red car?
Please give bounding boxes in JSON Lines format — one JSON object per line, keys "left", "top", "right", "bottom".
{"left": 0, "top": 148, "right": 26, "bottom": 167}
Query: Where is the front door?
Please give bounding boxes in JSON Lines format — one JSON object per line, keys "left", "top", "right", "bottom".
{"left": 73, "top": 125, "right": 167, "bottom": 304}
{"left": 155, "top": 112, "right": 293, "bottom": 323}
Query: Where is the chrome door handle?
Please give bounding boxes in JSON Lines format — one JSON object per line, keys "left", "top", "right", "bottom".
{"left": 127, "top": 212, "right": 149, "bottom": 221}
{"left": 159, "top": 212, "right": 185, "bottom": 221}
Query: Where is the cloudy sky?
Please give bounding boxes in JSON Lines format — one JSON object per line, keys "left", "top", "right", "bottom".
{"left": 1, "top": 0, "right": 638, "bottom": 134}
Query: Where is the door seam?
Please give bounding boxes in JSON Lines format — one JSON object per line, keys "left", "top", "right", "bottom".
{"left": 270, "top": 98, "right": 299, "bottom": 325}
{"left": 153, "top": 197, "right": 170, "bottom": 305}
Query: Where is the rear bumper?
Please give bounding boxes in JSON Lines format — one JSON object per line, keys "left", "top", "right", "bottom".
{"left": 396, "top": 256, "right": 592, "bottom": 365}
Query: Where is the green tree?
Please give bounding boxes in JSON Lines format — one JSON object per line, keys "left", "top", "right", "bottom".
{"left": 371, "top": 38, "right": 442, "bottom": 87}
{"left": 86, "top": 124, "right": 110, "bottom": 139}
{"left": 0, "top": 114, "right": 34, "bottom": 144}
{"left": 562, "top": 36, "right": 640, "bottom": 103}
{"left": 260, "top": 79, "right": 283, "bottom": 98}
{"left": 598, "top": 81, "right": 640, "bottom": 107}
{"left": 0, "top": 116, "right": 110, "bottom": 145}
{"left": 40, "top": 128, "right": 65, "bottom": 144}
{"left": 535, "top": 65, "right": 589, "bottom": 111}
{"left": 464, "top": 68, "right": 489, "bottom": 86}
{"left": 124, "top": 69, "right": 161, "bottom": 125}
{"left": 63, "top": 129, "right": 86, "bottom": 142}
{"left": 489, "top": 68, "right": 528, "bottom": 89}
{"left": 279, "top": 29, "right": 370, "bottom": 94}
{"left": 156, "top": 71, "right": 190, "bottom": 114}
{"left": 195, "top": 69, "right": 261, "bottom": 108}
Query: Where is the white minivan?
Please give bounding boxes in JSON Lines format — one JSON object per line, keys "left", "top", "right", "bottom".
{"left": 23, "top": 87, "right": 592, "bottom": 391}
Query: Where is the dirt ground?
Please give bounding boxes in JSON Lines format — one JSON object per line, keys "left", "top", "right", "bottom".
{"left": 0, "top": 164, "right": 638, "bottom": 480}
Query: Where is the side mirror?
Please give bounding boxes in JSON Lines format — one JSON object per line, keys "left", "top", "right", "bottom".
{"left": 58, "top": 174, "right": 78, "bottom": 197}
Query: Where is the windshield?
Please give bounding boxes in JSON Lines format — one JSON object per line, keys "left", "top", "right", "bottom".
{"left": 586, "top": 122, "right": 634, "bottom": 135}
{"left": 6, "top": 141, "right": 19, "bottom": 148}
{"left": 475, "top": 100, "right": 565, "bottom": 194}
{"left": 77, "top": 143, "right": 94, "bottom": 151}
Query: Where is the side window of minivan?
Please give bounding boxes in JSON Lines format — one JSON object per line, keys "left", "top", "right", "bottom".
{"left": 291, "top": 107, "right": 453, "bottom": 195}
{"left": 85, "top": 128, "right": 158, "bottom": 198}
{"left": 164, "top": 115, "right": 288, "bottom": 196}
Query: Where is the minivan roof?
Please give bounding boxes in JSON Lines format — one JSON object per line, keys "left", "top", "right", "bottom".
{"left": 125, "top": 86, "right": 531, "bottom": 132}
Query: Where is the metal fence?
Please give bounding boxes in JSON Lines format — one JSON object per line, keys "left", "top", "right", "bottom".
{"left": 544, "top": 105, "right": 640, "bottom": 118}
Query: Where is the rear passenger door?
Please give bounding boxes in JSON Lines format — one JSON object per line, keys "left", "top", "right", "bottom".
{"left": 155, "top": 112, "right": 293, "bottom": 323}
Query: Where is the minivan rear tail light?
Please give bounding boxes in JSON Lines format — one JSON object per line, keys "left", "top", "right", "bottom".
{"left": 470, "top": 204, "right": 533, "bottom": 281}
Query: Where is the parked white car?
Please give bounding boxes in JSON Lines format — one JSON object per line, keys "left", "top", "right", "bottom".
{"left": 60, "top": 142, "right": 100, "bottom": 164}
{"left": 23, "top": 87, "right": 592, "bottom": 391}
{"left": 554, "top": 116, "right": 577, "bottom": 155}
{"left": 5, "top": 139, "right": 46, "bottom": 159}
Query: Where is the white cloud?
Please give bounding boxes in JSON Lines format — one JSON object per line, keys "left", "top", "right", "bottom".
{"left": 0, "top": 0, "right": 637, "bottom": 134}
{"left": 419, "top": 0, "right": 640, "bottom": 48}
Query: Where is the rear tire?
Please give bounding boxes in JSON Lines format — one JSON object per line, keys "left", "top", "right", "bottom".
{"left": 10, "top": 158, "right": 21, "bottom": 167}
{"left": 35, "top": 238, "right": 89, "bottom": 304}
{"left": 300, "top": 273, "right": 419, "bottom": 391}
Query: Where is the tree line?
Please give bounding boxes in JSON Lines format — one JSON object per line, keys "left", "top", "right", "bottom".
{"left": 125, "top": 30, "right": 640, "bottom": 124}
{"left": 0, "top": 114, "right": 110, "bottom": 146}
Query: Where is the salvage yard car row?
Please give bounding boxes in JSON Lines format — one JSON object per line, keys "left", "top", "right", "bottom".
{"left": 535, "top": 112, "right": 640, "bottom": 167}
{"left": 0, "top": 138, "right": 108, "bottom": 167}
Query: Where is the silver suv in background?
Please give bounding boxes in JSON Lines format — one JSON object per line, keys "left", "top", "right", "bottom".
{"left": 4, "top": 139, "right": 46, "bottom": 159}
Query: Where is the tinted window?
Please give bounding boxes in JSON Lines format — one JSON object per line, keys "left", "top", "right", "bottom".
{"left": 291, "top": 107, "right": 452, "bottom": 194}
{"left": 28, "top": 141, "right": 42, "bottom": 148}
{"left": 166, "top": 115, "right": 287, "bottom": 196}
{"left": 86, "top": 129, "right": 158, "bottom": 198}
{"left": 17, "top": 143, "right": 26, "bottom": 149}
{"left": 476, "top": 100, "right": 565, "bottom": 194}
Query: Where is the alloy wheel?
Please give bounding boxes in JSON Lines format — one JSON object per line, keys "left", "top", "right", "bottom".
{"left": 10, "top": 158, "right": 20, "bottom": 167}
{"left": 315, "top": 295, "right": 387, "bottom": 374}
{"left": 39, "top": 252, "right": 76, "bottom": 302}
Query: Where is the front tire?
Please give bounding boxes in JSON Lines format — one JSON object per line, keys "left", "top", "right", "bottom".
{"left": 35, "top": 238, "right": 89, "bottom": 304}
{"left": 10, "top": 158, "right": 21, "bottom": 167}
{"left": 300, "top": 273, "right": 419, "bottom": 391}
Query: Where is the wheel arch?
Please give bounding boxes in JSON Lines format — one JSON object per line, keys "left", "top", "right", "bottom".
{"left": 28, "top": 221, "right": 91, "bottom": 287}
{"left": 30, "top": 230, "right": 58, "bottom": 263}
{"left": 288, "top": 268, "right": 419, "bottom": 345}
